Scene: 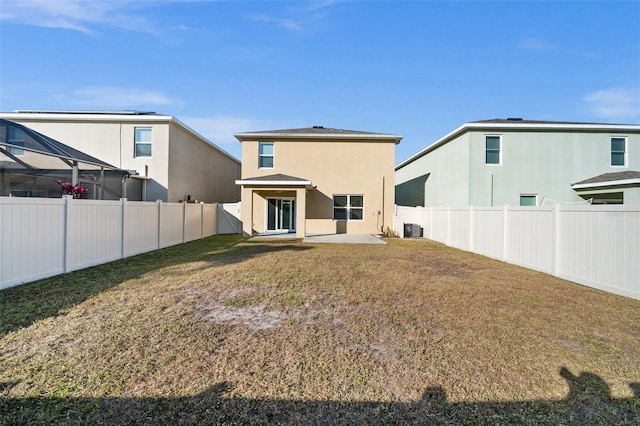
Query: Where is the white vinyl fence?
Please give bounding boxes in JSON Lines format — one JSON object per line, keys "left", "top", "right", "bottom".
{"left": 394, "top": 204, "right": 640, "bottom": 300}
{"left": 0, "top": 197, "right": 242, "bottom": 290}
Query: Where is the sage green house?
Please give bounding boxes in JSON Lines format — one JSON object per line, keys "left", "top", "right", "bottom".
{"left": 395, "top": 119, "right": 640, "bottom": 207}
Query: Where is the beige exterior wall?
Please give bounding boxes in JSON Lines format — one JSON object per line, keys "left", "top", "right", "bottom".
{"left": 0, "top": 113, "right": 240, "bottom": 203}
{"left": 240, "top": 137, "right": 397, "bottom": 236}
{"left": 168, "top": 124, "right": 240, "bottom": 203}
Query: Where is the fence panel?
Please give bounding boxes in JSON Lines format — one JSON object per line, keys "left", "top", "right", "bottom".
{"left": 66, "top": 199, "right": 122, "bottom": 272}
{"left": 0, "top": 197, "right": 65, "bottom": 289}
{"left": 184, "top": 203, "right": 203, "bottom": 242}
{"left": 159, "top": 202, "right": 184, "bottom": 248}
{"left": 557, "top": 206, "right": 640, "bottom": 299}
{"left": 203, "top": 203, "right": 218, "bottom": 237}
{"left": 472, "top": 207, "right": 504, "bottom": 260}
{"left": 394, "top": 204, "right": 640, "bottom": 300}
{"left": 1, "top": 198, "right": 239, "bottom": 290}
{"left": 218, "top": 202, "right": 242, "bottom": 235}
{"left": 124, "top": 201, "right": 160, "bottom": 257}
{"left": 431, "top": 208, "right": 448, "bottom": 243}
{"left": 504, "top": 207, "right": 554, "bottom": 274}
{"left": 448, "top": 208, "right": 471, "bottom": 251}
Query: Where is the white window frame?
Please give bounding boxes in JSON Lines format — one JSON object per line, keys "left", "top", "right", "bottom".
{"left": 610, "top": 136, "right": 627, "bottom": 167}
{"left": 134, "top": 127, "right": 152, "bottom": 158}
{"left": 485, "top": 134, "right": 502, "bottom": 165}
{"left": 259, "top": 142, "right": 275, "bottom": 169}
{"left": 333, "top": 194, "right": 364, "bottom": 221}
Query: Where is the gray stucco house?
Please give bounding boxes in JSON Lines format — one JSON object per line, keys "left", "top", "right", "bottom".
{"left": 395, "top": 118, "right": 640, "bottom": 207}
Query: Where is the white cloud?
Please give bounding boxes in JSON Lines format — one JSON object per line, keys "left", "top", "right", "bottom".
{"left": 0, "top": 0, "right": 158, "bottom": 35}
{"left": 250, "top": 14, "right": 303, "bottom": 32}
{"left": 518, "top": 38, "right": 553, "bottom": 51}
{"left": 307, "top": 1, "right": 339, "bottom": 11}
{"left": 583, "top": 88, "right": 640, "bottom": 120}
{"left": 61, "top": 86, "right": 178, "bottom": 109}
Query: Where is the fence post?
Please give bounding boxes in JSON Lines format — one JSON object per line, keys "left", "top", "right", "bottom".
{"left": 469, "top": 205, "right": 475, "bottom": 252}
{"left": 157, "top": 200, "right": 162, "bottom": 249}
{"left": 429, "top": 207, "right": 434, "bottom": 239}
{"left": 552, "top": 203, "right": 560, "bottom": 277}
{"left": 182, "top": 201, "right": 187, "bottom": 243}
{"left": 446, "top": 206, "right": 451, "bottom": 246}
{"left": 502, "top": 205, "right": 509, "bottom": 262}
{"left": 120, "top": 198, "right": 127, "bottom": 259}
{"left": 200, "top": 202, "right": 205, "bottom": 239}
{"left": 63, "top": 195, "right": 72, "bottom": 273}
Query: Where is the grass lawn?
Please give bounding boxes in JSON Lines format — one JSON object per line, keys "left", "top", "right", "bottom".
{"left": 1, "top": 235, "right": 638, "bottom": 425}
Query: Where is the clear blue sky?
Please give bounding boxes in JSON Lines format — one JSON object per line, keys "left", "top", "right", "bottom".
{"left": 1, "top": 0, "right": 639, "bottom": 163}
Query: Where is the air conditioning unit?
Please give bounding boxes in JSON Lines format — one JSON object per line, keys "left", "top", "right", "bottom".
{"left": 403, "top": 223, "right": 423, "bottom": 238}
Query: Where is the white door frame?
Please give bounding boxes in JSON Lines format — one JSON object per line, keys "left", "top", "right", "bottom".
{"left": 265, "top": 197, "right": 296, "bottom": 233}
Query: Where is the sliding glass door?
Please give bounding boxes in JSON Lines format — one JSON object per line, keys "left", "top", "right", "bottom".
{"left": 266, "top": 198, "right": 296, "bottom": 232}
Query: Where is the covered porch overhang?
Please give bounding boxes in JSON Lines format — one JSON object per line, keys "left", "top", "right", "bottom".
{"left": 571, "top": 171, "right": 640, "bottom": 204}
{"left": 235, "top": 174, "right": 314, "bottom": 238}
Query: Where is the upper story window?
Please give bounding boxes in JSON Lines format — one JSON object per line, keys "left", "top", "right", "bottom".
{"left": 8, "top": 126, "right": 25, "bottom": 155}
{"left": 611, "top": 137, "right": 626, "bottom": 166}
{"left": 259, "top": 142, "right": 274, "bottom": 168}
{"left": 333, "top": 195, "right": 364, "bottom": 221}
{"left": 485, "top": 135, "right": 501, "bottom": 165}
{"left": 134, "top": 127, "right": 152, "bottom": 157}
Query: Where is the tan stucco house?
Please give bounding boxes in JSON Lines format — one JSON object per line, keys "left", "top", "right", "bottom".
{"left": 0, "top": 110, "right": 241, "bottom": 203}
{"left": 235, "top": 126, "right": 402, "bottom": 238}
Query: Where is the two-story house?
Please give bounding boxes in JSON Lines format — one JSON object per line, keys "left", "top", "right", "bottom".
{"left": 0, "top": 110, "right": 241, "bottom": 203}
{"left": 395, "top": 119, "right": 640, "bottom": 207}
{"left": 234, "top": 127, "right": 402, "bottom": 238}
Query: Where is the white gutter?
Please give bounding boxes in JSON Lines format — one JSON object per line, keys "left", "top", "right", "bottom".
{"left": 235, "top": 179, "right": 312, "bottom": 186}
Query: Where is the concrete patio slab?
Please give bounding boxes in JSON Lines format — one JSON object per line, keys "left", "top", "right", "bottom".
{"left": 302, "top": 234, "right": 387, "bottom": 244}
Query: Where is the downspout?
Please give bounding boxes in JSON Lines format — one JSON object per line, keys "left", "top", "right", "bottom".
{"left": 381, "top": 176, "right": 385, "bottom": 232}
{"left": 119, "top": 123, "right": 123, "bottom": 168}
{"left": 490, "top": 173, "right": 494, "bottom": 207}
{"left": 99, "top": 167, "right": 105, "bottom": 200}
{"left": 121, "top": 174, "right": 129, "bottom": 199}
{"left": 71, "top": 161, "right": 78, "bottom": 186}
{"left": 142, "top": 165, "right": 148, "bottom": 201}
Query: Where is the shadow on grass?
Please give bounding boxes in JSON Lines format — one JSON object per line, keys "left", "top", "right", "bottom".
{"left": 0, "top": 368, "right": 637, "bottom": 425}
{"left": 0, "top": 235, "right": 312, "bottom": 337}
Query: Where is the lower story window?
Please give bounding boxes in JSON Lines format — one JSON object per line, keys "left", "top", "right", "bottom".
{"left": 333, "top": 195, "right": 364, "bottom": 221}
{"left": 520, "top": 194, "right": 537, "bottom": 206}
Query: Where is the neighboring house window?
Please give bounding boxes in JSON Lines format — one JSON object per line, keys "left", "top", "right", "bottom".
{"left": 134, "top": 128, "right": 152, "bottom": 157}
{"left": 8, "top": 126, "right": 25, "bottom": 155}
{"left": 520, "top": 195, "right": 537, "bottom": 206}
{"left": 611, "top": 137, "right": 626, "bottom": 166}
{"left": 259, "top": 142, "right": 274, "bottom": 168}
{"left": 485, "top": 135, "right": 501, "bottom": 165}
{"left": 333, "top": 195, "right": 364, "bottom": 221}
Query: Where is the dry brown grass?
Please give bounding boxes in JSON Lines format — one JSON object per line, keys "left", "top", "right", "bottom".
{"left": 1, "top": 235, "right": 638, "bottom": 424}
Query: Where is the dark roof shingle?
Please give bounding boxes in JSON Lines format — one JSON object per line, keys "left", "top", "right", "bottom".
{"left": 573, "top": 171, "right": 640, "bottom": 186}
